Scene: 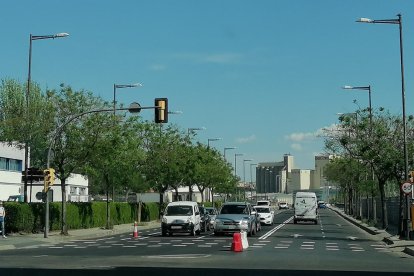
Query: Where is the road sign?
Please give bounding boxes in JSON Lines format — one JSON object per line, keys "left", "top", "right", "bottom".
{"left": 401, "top": 182, "right": 412, "bottom": 195}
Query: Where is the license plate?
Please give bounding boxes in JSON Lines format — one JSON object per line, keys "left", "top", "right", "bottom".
{"left": 224, "top": 225, "right": 236, "bottom": 230}
{"left": 171, "top": 226, "right": 182, "bottom": 229}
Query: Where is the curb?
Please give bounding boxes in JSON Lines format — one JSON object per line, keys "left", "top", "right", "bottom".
{"left": 329, "top": 207, "right": 414, "bottom": 257}
{"left": 329, "top": 207, "right": 380, "bottom": 235}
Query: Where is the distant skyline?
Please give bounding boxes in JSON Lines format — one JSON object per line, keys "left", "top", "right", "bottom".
{"left": 1, "top": 1, "right": 413, "bottom": 181}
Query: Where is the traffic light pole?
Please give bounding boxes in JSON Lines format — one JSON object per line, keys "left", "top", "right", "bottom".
{"left": 43, "top": 105, "right": 158, "bottom": 238}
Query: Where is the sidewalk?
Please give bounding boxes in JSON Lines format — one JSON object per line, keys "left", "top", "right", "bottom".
{"left": 329, "top": 205, "right": 414, "bottom": 256}
{"left": 0, "top": 220, "right": 160, "bottom": 251}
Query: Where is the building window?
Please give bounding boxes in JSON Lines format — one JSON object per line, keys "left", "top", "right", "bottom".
{"left": 0, "top": 157, "right": 22, "bottom": 172}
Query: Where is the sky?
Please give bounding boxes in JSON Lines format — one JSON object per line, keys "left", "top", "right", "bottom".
{"left": 1, "top": 1, "right": 414, "bottom": 180}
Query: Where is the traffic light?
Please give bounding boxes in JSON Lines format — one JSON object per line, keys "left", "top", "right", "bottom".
{"left": 43, "top": 168, "right": 55, "bottom": 192}
{"left": 154, "top": 98, "right": 168, "bottom": 123}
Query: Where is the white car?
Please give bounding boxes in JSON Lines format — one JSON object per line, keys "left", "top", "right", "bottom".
{"left": 254, "top": 205, "right": 274, "bottom": 225}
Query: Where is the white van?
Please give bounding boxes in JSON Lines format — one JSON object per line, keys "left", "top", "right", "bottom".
{"left": 161, "top": 201, "right": 201, "bottom": 236}
{"left": 293, "top": 192, "right": 318, "bottom": 224}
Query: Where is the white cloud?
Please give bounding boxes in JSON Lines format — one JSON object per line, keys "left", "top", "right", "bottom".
{"left": 285, "top": 124, "right": 339, "bottom": 142}
{"left": 291, "top": 143, "right": 302, "bottom": 151}
{"left": 285, "top": 132, "right": 316, "bottom": 142}
{"left": 236, "top": 134, "right": 256, "bottom": 144}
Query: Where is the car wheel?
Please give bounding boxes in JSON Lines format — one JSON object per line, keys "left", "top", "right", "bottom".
{"left": 214, "top": 231, "right": 221, "bottom": 236}
{"left": 314, "top": 220, "right": 318, "bottom": 225}
{"left": 162, "top": 231, "right": 167, "bottom": 237}
{"left": 294, "top": 219, "right": 297, "bottom": 224}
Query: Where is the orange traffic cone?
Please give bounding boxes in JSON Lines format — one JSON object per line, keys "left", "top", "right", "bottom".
{"left": 132, "top": 221, "right": 139, "bottom": 238}
{"left": 231, "top": 232, "right": 243, "bottom": 252}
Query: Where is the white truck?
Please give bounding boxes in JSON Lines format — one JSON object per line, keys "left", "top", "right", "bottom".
{"left": 293, "top": 191, "right": 318, "bottom": 225}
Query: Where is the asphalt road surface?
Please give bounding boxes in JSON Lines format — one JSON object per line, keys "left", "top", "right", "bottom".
{"left": 1, "top": 208, "right": 413, "bottom": 276}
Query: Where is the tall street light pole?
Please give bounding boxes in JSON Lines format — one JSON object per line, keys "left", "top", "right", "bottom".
{"left": 24, "top": 32, "right": 69, "bottom": 203}
{"left": 243, "top": 159, "right": 252, "bottom": 200}
{"left": 187, "top": 127, "right": 206, "bottom": 136}
{"left": 113, "top": 83, "right": 143, "bottom": 115}
{"left": 223, "top": 147, "right": 236, "bottom": 161}
{"left": 234, "top": 153, "right": 244, "bottom": 178}
{"left": 342, "top": 85, "right": 372, "bottom": 125}
{"left": 207, "top": 138, "right": 222, "bottom": 148}
{"left": 357, "top": 14, "right": 410, "bottom": 238}
{"left": 250, "top": 163, "right": 257, "bottom": 201}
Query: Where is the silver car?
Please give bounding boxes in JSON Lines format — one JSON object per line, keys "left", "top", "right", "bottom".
{"left": 214, "top": 202, "right": 258, "bottom": 236}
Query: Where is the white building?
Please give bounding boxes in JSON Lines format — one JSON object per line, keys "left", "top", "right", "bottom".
{"left": 290, "top": 169, "right": 311, "bottom": 191}
{"left": 0, "top": 142, "right": 89, "bottom": 202}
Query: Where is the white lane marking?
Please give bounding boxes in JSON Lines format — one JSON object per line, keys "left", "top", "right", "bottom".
{"left": 198, "top": 245, "right": 211, "bottom": 247}
{"left": 49, "top": 247, "right": 63, "bottom": 249}
{"left": 259, "top": 216, "right": 293, "bottom": 240}
{"left": 326, "top": 248, "right": 340, "bottom": 251}
{"left": 122, "top": 245, "right": 136, "bottom": 248}
{"left": 274, "top": 246, "right": 289, "bottom": 249}
{"left": 182, "top": 242, "right": 195, "bottom": 245}
{"left": 148, "top": 245, "right": 162, "bottom": 247}
{"left": 147, "top": 254, "right": 210, "bottom": 259}
{"left": 74, "top": 247, "right": 87, "bottom": 249}
{"left": 303, "top": 241, "right": 315, "bottom": 244}
{"left": 97, "top": 246, "right": 112, "bottom": 248}
{"left": 172, "top": 244, "right": 187, "bottom": 247}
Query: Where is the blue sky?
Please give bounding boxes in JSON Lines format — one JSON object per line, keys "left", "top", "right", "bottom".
{"left": 1, "top": 1, "right": 414, "bottom": 178}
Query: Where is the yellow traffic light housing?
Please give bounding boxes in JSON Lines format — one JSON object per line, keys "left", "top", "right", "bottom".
{"left": 43, "top": 168, "right": 56, "bottom": 192}
{"left": 154, "top": 98, "right": 168, "bottom": 123}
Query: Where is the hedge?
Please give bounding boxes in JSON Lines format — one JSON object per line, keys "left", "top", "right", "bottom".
{"left": 2, "top": 201, "right": 160, "bottom": 233}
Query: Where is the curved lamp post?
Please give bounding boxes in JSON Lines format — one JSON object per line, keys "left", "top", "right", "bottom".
{"left": 357, "top": 14, "right": 409, "bottom": 237}
{"left": 24, "top": 32, "right": 69, "bottom": 203}
{"left": 113, "top": 83, "right": 143, "bottom": 115}
{"left": 207, "top": 137, "right": 222, "bottom": 148}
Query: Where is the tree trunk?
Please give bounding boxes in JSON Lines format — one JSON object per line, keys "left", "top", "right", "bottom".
{"left": 60, "top": 178, "right": 68, "bottom": 235}
{"left": 159, "top": 192, "right": 164, "bottom": 219}
{"left": 379, "top": 181, "right": 388, "bottom": 229}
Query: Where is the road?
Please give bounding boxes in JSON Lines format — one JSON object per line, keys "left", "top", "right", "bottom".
{"left": 1, "top": 208, "right": 413, "bottom": 276}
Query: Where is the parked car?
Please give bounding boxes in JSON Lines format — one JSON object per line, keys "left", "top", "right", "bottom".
{"left": 256, "top": 200, "right": 271, "bottom": 206}
{"left": 318, "top": 201, "right": 327, "bottom": 209}
{"left": 278, "top": 202, "right": 289, "bottom": 210}
{"left": 198, "top": 206, "right": 211, "bottom": 232}
{"left": 161, "top": 201, "right": 201, "bottom": 236}
{"left": 254, "top": 205, "right": 274, "bottom": 225}
{"left": 205, "top": 207, "right": 218, "bottom": 229}
{"left": 214, "top": 202, "right": 258, "bottom": 236}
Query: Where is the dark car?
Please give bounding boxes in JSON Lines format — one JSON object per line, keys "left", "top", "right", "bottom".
{"left": 199, "top": 206, "right": 211, "bottom": 232}
{"left": 318, "top": 201, "right": 327, "bottom": 209}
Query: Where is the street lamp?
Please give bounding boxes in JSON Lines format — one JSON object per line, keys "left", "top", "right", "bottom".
{"left": 234, "top": 153, "right": 244, "bottom": 178}
{"left": 207, "top": 137, "right": 222, "bottom": 148}
{"left": 24, "top": 32, "right": 69, "bottom": 203}
{"left": 357, "top": 14, "right": 409, "bottom": 237}
{"left": 342, "top": 85, "right": 372, "bottom": 124}
{"left": 223, "top": 147, "right": 236, "bottom": 160}
{"left": 243, "top": 159, "right": 252, "bottom": 200}
{"left": 187, "top": 127, "right": 206, "bottom": 135}
{"left": 113, "top": 83, "right": 143, "bottom": 115}
{"left": 250, "top": 163, "right": 257, "bottom": 201}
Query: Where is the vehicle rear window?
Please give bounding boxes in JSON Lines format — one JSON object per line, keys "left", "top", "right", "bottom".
{"left": 165, "top": 205, "right": 193, "bottom": 216}
{"left": 255, "top": 207, "right": 270, "bottom": 213}
{"left": 220, "top": 205, "right": 248, "bottom": 214}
